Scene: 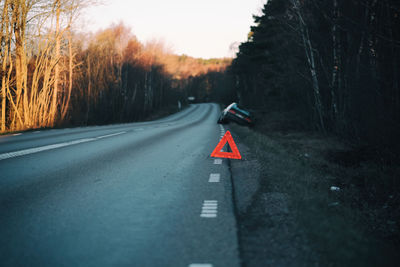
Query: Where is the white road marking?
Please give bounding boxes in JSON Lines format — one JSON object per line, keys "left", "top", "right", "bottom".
{"left": 12, "top": 133, "right": 22, "bottom": 136}
{"left": 189, "top": 264, "right": 213, "bottom": 267}
{"left": 214, "top": 159, "right": 222, "bottom": 164}
{"left": 201, "top": 212, "right": 217, "bottom": 215}
{"left": 201, "top": 206, "right": 217, "bottom": 210}
{"left": 208, "top": 173, "right": 220, "bottom": 183}
{"left": 33, "top": 131, "right": 41, "bottom": 133}
{"left": 0, "top": 131, "right": 126, "bottom": 161}
{"left": 200, "top": 200, "right": 218, "bottom": 218}
{"left": 96, "top": 131, "right": 126, "bottom": 139}
{"left": 200, "top": 214, "right": 217, "bottom": 218}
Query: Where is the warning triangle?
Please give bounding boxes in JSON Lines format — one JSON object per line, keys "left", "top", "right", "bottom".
{"left": 211, "top": 131, "right": 241, "bottom": 159}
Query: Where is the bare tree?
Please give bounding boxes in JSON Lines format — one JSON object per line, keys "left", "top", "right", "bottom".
{"left": 0, "top": 0, "right": 92, "bottom": 132}
{"left": 291, "top": 0, "right": 325, "bottom": 131}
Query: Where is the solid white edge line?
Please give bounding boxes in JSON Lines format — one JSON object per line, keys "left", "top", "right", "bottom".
{"left": 0, "top": 138, "right": 94, "bottom": 160}
{"left": 0, "top": 131, "right": 126, "bottom": 161}
{"left": 96, "top": 131, "right": 126, "bottom": 139}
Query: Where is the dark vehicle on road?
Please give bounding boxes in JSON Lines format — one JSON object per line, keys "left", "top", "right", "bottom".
{"left": 218, "top": 102, "right": 254, "bottom": 126}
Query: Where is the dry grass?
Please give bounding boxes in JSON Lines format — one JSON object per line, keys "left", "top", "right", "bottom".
{"left": 230, "top": 119, "right": 400, "bottom": 266}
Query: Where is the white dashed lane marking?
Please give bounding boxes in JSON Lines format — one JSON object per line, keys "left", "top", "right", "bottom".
{"left": 213, "top": 158, "right": 222, "bottom": 164}
{"left": 208, "top": 173, "right": 220, "bottom": 183}
{"left": 189, "top": 264, "right": 213, "bottom": 267}
{"left": 0, "top": 131, "right": 126, "bottom": 161}
{"left": 12, "top": 133, "right": 22, "bottom": 136}
{"left": 200, "top": 200, "right": 218, "bottom": 218}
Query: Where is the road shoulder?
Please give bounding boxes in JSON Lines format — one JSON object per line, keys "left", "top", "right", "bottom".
{"left": 228, "top": 124, "right": 400, "bottom": 267}
{"left": 227, "top": 127, "right": 317, "bottom": 267}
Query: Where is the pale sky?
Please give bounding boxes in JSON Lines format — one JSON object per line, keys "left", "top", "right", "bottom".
{"left": 81, "top": 0, "right": 267, "bottom": 59}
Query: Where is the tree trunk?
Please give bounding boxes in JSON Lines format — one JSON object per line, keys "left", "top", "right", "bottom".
{"left": 292, "top": 0, "right": 325, "bottom": 131}
{"left": 50, "top": 0, "right": 61, "bottom": 126}
{"left": 86, "top": 54, "right": 91, "bottom": 124}
{"left": 144, "top": 71, "right": 148, "bottom": 114}
{"left": 330, "top": 0, "right": 339, "bottom": 125}
{"left": 12, "top": 0, "right": 28, "bottom": 130}
{"left": 1, "top": 0, "right": 10, "bottom": 132}
{"left": 61, "top": 28, "right": 73, "bottom": 122}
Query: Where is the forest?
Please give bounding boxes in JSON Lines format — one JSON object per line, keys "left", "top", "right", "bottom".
{"left": 1, "top": 0, "right": 399, "bottom": 155}
{"left": 222, "top": 0, "right": 400, "bottom": 260}
{"left": 229, "top": 0, "right": 400, "bottom": 154}
{"left": 0, "top": 0, "right": 230, "bottom": 132}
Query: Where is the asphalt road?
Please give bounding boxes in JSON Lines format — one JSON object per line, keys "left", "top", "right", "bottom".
{"left": 0, "top": 103, "right": 240, "bottom": 267}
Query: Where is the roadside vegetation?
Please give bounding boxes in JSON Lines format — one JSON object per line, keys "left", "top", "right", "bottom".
{"left": 230, "top": 0, "right": 400, "bottom": 154}
{"left": 217, "top": 0, "right": 399, "bottom": 265}
{"left": 0, "top": 0, "right": 231, "bottom": 133}
{"left": 231, "top": 114, "right": 399, "bottom": 266}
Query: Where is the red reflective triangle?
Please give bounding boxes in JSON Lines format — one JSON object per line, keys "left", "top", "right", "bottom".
{"left": 211, "top": 130, "right": 241, "bottom": 159}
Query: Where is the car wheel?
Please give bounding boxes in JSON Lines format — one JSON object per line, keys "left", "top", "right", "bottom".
{"left": 217, "top": 116, "right": 228, "bottom": 124}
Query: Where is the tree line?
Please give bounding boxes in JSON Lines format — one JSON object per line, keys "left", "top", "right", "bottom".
{"left": 227, "top": 0, "right": 400, "bottom": 152}
{"left": 0, "top": 0, "right": 231, "bottom": 132}
{"left": 4, "top": 0, "right": 396, "bottom": 153}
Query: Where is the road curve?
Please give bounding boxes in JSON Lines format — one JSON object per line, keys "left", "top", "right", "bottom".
{"left": 0, "top": 103, "right": 240, "bottom": 267}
